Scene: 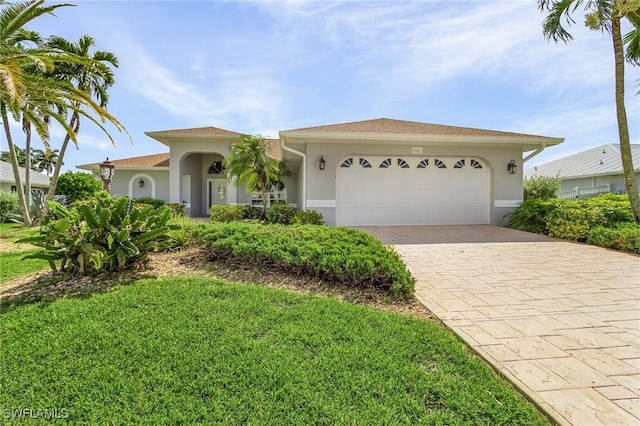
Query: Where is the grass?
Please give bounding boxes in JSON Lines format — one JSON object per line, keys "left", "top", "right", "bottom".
{"left": 0, "top": 250, "right": 49, "bottom": 282}
{"left": 0, "top": 223, "right": 49, "bottom": 282}
{"left": 0, "top": 277, "right": 550, "bottom": 425}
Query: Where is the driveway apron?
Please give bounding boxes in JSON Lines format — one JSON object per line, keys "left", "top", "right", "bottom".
{"left": 359, "top": 225, "right": 640, "bottom": 426}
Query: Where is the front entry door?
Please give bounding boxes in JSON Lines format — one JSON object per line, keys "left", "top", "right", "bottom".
{"left": 207, "top": 178, "right": 227, "bottom": 212}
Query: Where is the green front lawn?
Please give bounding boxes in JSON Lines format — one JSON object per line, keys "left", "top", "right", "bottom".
{"left": 1, "top": 277, "right": 550, "bottom": 425}
{"left": 0, "top": 250, "right": 50, "bottom": 282}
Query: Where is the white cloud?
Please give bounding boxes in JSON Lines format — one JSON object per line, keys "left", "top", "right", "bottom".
{"left": 114, "top": 39, "right": 286, "bottom": 132}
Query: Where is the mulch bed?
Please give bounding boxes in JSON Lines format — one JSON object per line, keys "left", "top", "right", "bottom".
{"left": 0, "top": 246, "right": 438, "bottom": 322}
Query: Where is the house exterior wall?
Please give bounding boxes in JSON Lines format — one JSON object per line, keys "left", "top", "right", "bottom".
{"left": 561, "top": 173, "right": 640, "bottom": 194}
{"left": 1, "top": 183, "right": 49, "bottom": 193}
{"left": 300, "top": 142, "right": 524, "bottom": 226}
{"left": 106, "top": 170, "right": 170, "bottom": 201}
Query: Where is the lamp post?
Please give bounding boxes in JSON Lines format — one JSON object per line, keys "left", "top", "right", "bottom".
{"left": 99, "top": 158, "right": 115, "bottom": 192}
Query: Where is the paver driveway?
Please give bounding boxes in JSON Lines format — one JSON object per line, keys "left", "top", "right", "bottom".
{"left": 359, "top": 225, "right": 640, "bottom": 426}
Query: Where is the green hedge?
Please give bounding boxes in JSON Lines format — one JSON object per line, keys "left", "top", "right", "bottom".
{"left": 509, "top": 194, "right": 639, "bottom": 252}
{"left": 195, "top": 222, "right": 415, "bottom": 298}
{"left": 134, "top": 197, "right": 166, "bottom": 209}
{"left": 587, "top": 223, "right": 640, "bottom": 253}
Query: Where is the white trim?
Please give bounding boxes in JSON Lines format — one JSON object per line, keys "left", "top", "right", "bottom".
{"left": 307, "top": 199, "right": 336, "bottom": 208}
{"left": 494, "top": 200, "right": 521, "bottom": 208}
{"left": 129, "top": 173, "right": 156, "bottom": 198}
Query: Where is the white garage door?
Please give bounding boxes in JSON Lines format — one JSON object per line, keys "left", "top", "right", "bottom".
{"left": 336, "top": 156, "right": 490, "bottom": 226}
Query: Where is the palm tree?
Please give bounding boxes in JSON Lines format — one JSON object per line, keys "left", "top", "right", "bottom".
{"left": 224, "top": 134, "right": 281, "bottom": 218}
{"left": 539, "top": 0, "right": 640, "bottom": 223}
{"left": 41, "top": 34, "right": 128, "bottom": 222}
{"left": 0, "top": 0, "right": 71, "bottom": 224}
{"left": 32, "top": 147, "right": 60, "bottom": 175}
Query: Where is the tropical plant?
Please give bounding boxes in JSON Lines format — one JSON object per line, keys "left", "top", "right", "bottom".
{"left": 0, "top": 1, "right": 129, "bottom": 226}
{"left": 40, "top": 33, "right": 129, "bottom": 223}
{"left": 18, "top": 195, "right": 176, "bottom": 275}
{"left": 54, "top": 171, "right": 101, "bottom": 203}
{"left": 538, "top": 0, "right": 640, "bottom": 223}
{"left": 32, "top": 147, "right": 60, "bottom": 175}
{"left": 224, "top": 134, "right": 280, "bottom": 218}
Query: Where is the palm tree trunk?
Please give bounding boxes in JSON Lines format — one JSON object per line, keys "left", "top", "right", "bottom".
{"left": 40, "top": 112, "right": 79, "bottom": 223}
{"left": 1, "top": 103, "right": 31, "bottom": 225}
{"left": 612, "top": 17, "right": 640, "bottom": 223}
{"left": 24, "top": 120, "right": 32, "bottom": 213}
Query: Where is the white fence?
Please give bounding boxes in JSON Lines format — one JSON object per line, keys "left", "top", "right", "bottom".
{"left": 557, "top": 184, "right": 611, "bottom": 199}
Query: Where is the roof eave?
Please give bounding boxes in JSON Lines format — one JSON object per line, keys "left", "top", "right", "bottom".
{"left": 145, "top": 131, "right": 241, "bottom": 146}
{"left": 77, "top": 164, "right": 170, "bottom": 171}
{"left": 280, "top": 131, "right": 563, "bottom": 148}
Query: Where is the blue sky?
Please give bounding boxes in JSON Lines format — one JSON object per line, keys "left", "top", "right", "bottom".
{"left": 5, "top": 0, "right": 639, "bottom": 172}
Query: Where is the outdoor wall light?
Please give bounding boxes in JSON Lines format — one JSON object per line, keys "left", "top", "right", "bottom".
{"left": 317, "top": 155, "right": 326, "bottom": 171}
{"left": 138, "top": 178, "right": 145, "bottom": 188}
{"left": 99, "top": 158, "right": 115, "bottom": 192}
{"left": 507, "top": 160, "right": 517, "bottom": 175}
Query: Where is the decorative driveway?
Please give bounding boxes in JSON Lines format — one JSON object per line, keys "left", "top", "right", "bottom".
{"left": 359, "top": 225, "right": 640, "bottom": 426}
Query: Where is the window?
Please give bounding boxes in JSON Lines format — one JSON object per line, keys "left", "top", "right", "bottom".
{"left": 379, "top": 158, "right": 392, "bottom": 168}
{"left": 397, "top": 158, "right": 409, "bottom": 169}
{"left": 340, "top": 158, "right": 354, "bottom": 168}
{"left": 208, "top": 160, "right": 225, "bottom": 174}
{"left": 470, "top": 159, "right": 483, "bottom": 169}
{"left": 454, "top": 159, "right": 465, "bottom": 169}
{"left": 417, "top": 159, "right": 429, "bottom": 169}
{"left": 359, "top": 158, "right": 372, "bottom": 168}
{"left": 434, "top": 159, "right": 446, "bottom": 169}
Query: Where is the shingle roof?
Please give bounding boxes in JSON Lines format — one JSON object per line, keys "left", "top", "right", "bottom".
{"left": 148, "top": 126, "right": 240, "bottom": 136}
{"left": 76, "top": 139, "right": 282, "bottom": 170}
{"left": 77, "top": 153, "right": 170, "bottom": 170}
{"left": 0, "top": 160, "right": 50, "bottom": 186}
{"left": 285, "top": 118, "right": 547, "bottom": 138}
{"left": 525, "top": 144, "right": 640, "bottom": 178}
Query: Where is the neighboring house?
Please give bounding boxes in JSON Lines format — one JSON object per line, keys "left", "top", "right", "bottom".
{"left": 77, "top": 118, "right": 563, "bottom": 226}
{"left": 0, "top": 160, "right": 50, "bottom": 194}
{"left": 525, "top": 144, "right": 640, "bottom": 199}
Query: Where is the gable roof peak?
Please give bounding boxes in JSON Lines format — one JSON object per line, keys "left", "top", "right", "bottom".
{"left": 284, "top": 117, "right": 548, "bottom": 138}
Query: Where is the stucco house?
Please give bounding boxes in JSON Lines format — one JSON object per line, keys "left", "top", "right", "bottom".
{"left": 525, "top": 144, "right": 640, "bottom": 199}
{"left": 78, "top": 118, "right": 563, "bottom": 226}
{"left": 0, "top": 160, "right": 50, "bottom": 194}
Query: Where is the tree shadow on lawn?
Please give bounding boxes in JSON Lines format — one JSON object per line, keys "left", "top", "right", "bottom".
{"left": 0, "top": 268, "right": 150, "bottom": 313}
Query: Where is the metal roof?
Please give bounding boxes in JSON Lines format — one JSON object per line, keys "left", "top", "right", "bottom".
{"left": 525, "top": 144, "right": 640, "bottom": 179}
{"left": 0, "top": 161, "right": 50, "bottom": 187}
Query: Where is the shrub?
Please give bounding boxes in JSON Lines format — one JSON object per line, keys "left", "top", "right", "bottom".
{"left": 587, "top": 223, "right": 640, "bottom": 253}
{"left": 523, "top": 175, "right": 561, "bottom": 201}
{"left": 18, "top": 196, "right": 176, "bottom": 276}
{"left": 55, "top": 171, "right": 101, "bottom": 203}
{"left": 508, "top": 198, "right": 559, "bottom": 234}
{"left": 546, "top": 203, "right": 606, "bottom": 241}
{"left": 583, "top": 194, "right": 634, "bottom": 227}
{"left": 0, "top": 191, "right": 19, "bottom": 223}
{"left": 195, "top": 222, "right": 416, "bottom": 298}
{"left": 166, "top": 203, "right": 186, "bottom": 217}
{"left": 210, "top": 204, "right": 243, "bottom": 222}
{"left": 267, "top": 202, "right": 295, "bottom": 224}
{"left": 293, "top": 209, "right": 324, "bottom": 225}
{"left": 134, "top": 197, "right": 166, "bottom": 209}
{"left": 167, "top": 215, "right": 198, "bottom": 247}
{"left": 239, "top": 204, "right": 262, "bottom": 220}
